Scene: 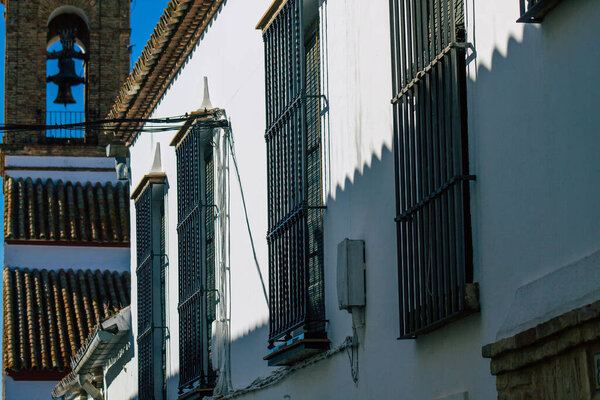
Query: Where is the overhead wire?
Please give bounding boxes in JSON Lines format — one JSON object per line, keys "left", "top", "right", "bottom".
{"left": 226, "top": 121, "right": 270, "bottom": 308}
{"left": 0, "top": 114, "right": 228, "bottom": 135}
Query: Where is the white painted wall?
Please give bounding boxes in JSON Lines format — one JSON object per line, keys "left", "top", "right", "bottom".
{"left": 4, "top": 244, "right": 130, "bottom": 272}
{"left": 466, "top": 0, "right": 600, "bottom": 353}
{"left": 104, "top": 339, "right": 137, "bottom": 400}
{"left": 123, "top": 0, "right": 600, "bottom": 399}
{"left": 5, "top": 156, "right": 114, "bottom": 169}
{"left": 4, "top": 378, "right": 57, "bottom": 400}
{"left": 4, "top": 156, "right": 118, "bottom": 182}
{"left": 4, "top": 170, "right": 117, "bottom": 182}
{"left": 142, "top": 0, "right": 272, "bottom": 339}
{"left": 128, "top": 0, "right": 272, "bottom": 396}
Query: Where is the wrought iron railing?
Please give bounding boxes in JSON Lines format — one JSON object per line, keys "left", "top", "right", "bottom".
{"left": 45, "top": 110, "right": 85, "bottom": 138}
{"left": 175, "top": 125, "right": 216, "bottom": 391}
{"left": 263, "top": 0, "right": 325, "bottom": 347}
{"left": 135, "top": 181, "right": 167, "bottom": 400}
{"left": 135, "top": 186, "right": 154, "bottom": 400}
{"left": 389, "top": 0, "right": 476, "bottom": 338}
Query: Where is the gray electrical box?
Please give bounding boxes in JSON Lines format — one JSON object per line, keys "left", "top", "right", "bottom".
{"left": 337, "top": 239, "right": 366, "bottom": 310}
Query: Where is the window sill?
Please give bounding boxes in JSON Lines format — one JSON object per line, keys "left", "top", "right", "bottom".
{"left": 398, "top": 282, "right": 481, "bottom": 339}
{"left": 263, "top": 332, "right": 330, "bottom": 366}
{"left": 178, "top": 387, "right": 214, "bottom": 400}
{"left": 517, "top": 0, "right": 563, "bottom": 23}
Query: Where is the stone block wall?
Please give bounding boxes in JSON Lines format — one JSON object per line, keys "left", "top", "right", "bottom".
{"left": 483, "top": 301, "right": 600, "bottom": 399}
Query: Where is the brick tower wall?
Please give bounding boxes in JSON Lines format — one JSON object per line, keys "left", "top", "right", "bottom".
{"left": 3, "top": 0, "right": 130, "bottom": 144}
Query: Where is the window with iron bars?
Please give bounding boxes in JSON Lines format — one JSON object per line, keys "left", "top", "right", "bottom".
{"left": 175, "top": 125, "right": 216, "bottom": 392}
{"left": 263, "top": 0, "right": 325, "bottom": 349}
{"left": 135, "top": 179, "right": 166, "bottom": 400}
{"left": 389, "top": 0, "right": 477, "bottom": 339}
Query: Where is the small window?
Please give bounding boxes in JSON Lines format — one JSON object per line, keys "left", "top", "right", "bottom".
{"left": 134, "top": 178, "right": 167, "bottom": 400}
{"left": 389, "top": 0, "right": 477, "bottom": 339}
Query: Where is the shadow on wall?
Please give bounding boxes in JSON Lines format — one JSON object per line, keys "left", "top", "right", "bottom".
{"left": 105, "top": 334, "right": 134, "bottom": 388}
{"left": 469, "top": 0, "right": 600, "bottom": 290}
{"left": 322, "top": 145, "right": 399, "bottom": 349}
{"left": 230, "top": 321, "right": 271, "bottom": 389}
{"left": 156, "top": 321, "right": 270, "bottom": 399}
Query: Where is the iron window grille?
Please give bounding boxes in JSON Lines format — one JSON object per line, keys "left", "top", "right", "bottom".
{"left": 389, "top": 0, "right": 476, "bottom": 339}
{"left": 263, "top": 0, "right": 325, "bottom": 348}
{"left": 517, "top": 0, "right": 564, "bottom": 23}
{"left": 175, "top": 124, "right": 217, "bottom": 392}
{"left": 135, "top": 180, "right": 167, "bottom": 400}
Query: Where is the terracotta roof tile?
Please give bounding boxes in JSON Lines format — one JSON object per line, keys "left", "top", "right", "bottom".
{"left": 3, "top": 267, "right": 131, "bottom": 374}
{"left": 107, "top": 0, "right": 224, "bottom": 145}
{"left": 4, "top": 178, "right": 130, "bottom": 244}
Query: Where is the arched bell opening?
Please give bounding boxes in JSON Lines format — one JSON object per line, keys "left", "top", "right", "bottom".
{"left": 45, "top": 10, "right": 90, "bottom": 138}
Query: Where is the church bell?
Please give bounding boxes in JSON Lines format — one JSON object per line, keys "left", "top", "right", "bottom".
{"left": 46, "top": 28, "right": 86, "bottom": 105}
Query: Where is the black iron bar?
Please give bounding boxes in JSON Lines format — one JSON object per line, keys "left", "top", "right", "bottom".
{"left": 391, "top": 0, "right": 474, "bottom": 337}
{"left": 404, "top": 0, "right": 414, "bottom": 336}
{"left": 443, "top": 49, "right": 457, "bottom": 316}
{"left": 398, "top": 0, "right": 411, "bottom": 337}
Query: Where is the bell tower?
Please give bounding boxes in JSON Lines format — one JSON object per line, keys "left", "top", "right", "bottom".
{"left": 3, "top": 0, "right": 130, "bottom": 147}
{"left": 1, "top": 2, "right": 133, "bottom": 395}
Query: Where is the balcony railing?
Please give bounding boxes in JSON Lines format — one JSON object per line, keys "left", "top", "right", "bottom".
{"left": 45, "top": 111, "right": 85, "bottom": 138}
{"left": 518, "top": 0, "right": 563, "bottom": 23}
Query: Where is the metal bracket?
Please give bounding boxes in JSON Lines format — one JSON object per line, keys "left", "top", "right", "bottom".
{"left": 305, "top": 94, "right": 329, "bottom": 116}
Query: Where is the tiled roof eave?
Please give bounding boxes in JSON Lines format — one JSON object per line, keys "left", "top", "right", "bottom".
{"left": 4, "top": 178, "right": 130, "bottom": 243}
{"left": 3, "top": 267, "right": 132, "bottom": 374}
{"left": 4, "top": 369, "right": 71, "bottom": 381}
{"left": 106, "top": 0, "right": 225, "bottom": 146}
{"left": 52, "top": 306, "right": 131, "bottom": 399}
{"left": 6, "top": 240, "right": 130, "bottom": 247}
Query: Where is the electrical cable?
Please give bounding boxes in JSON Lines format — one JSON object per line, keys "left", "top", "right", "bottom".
{"left": 226, "top": 123, "right": 270, "bottom": 308}
{"left": 0, "top": 114, "right": 228, "bottom": 135}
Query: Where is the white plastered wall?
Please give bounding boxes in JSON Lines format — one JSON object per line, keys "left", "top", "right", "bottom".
{"left": 4, "top": 378, "right": 58, "bottom": 400}
{"left": 4, "top": 245, "right": 129, "bottom": 272}
{"left": 128, "top": 0, "right": 273, "bottom": 397}
{"left": 466, "top": 0, "right": 600, "bottom": 342}
{"left": 3, "top": 155, "right": 117, "bottom": 182}
{"left": 124, "top": 0, "right": 600, "bottom": 399}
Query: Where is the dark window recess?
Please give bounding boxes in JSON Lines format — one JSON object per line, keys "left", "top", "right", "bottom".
{"left": 389, "top": 0, "right": 478, "bottom": 339}
{"left": 176, "top": 124, "right": 216, "bottom": 392}
{"left": 135, "top": 181, "right": 166, "bottom": 400}
{"left": 517, "top": 0, "right": 564, "bottom": 23}
{"left": 263, "top": 0, "right": 327, "bottom": 363}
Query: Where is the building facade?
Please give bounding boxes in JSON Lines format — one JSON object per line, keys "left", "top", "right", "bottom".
{"left": 3, "top": 0, "right": 598, "bottom": 398}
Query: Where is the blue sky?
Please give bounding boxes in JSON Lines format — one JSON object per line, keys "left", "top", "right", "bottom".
{"left": 0, "top": 0, "right": 169, "bottom": 389}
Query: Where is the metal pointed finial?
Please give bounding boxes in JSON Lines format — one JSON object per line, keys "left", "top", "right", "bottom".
{"left": 200, "top": 76, "right": 213, "bottom": 111}
{"left": 150, "top": 143, "right": 162, "bottom": 174}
